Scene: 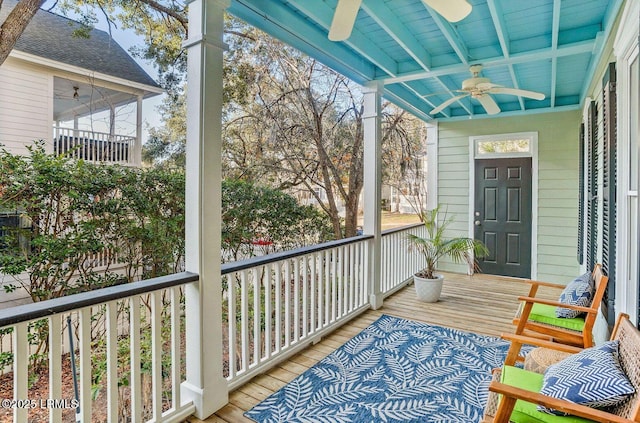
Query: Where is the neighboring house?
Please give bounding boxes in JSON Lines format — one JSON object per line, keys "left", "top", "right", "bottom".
{"left": 0, "top": 1, "right": 162, "bottom": 308}
{"left": 385, "top": 152, "right": 428, "bottom": 215}
{"left": 0, "top": 0, "right": 162, "bottom": 165}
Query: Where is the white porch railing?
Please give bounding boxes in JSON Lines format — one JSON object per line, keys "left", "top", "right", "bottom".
{"left": 0, "top": 273, "right": 198, "bottom": 423}
{"left": 221, "top": 236, "right": 372, "bottom": 389}
{"left": 53, "top": 126, "right": 138, "bottom": 166}
{"left": 0, "top": 224, "right": 425, "bottom": 421}
{"left": 222, "top": 223, "right": 426, "bottom": 389}
{"left": 381, "top": 223, "right": 426, "bottom": 295}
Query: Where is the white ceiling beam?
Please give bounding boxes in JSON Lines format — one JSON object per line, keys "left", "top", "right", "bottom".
{"left": 361, "top": 1, "right": 472, "bottom": 115}
{"left": 361, "top": 1, "right": 431, "bottom": 70}
{"left": 423, "top": 7, "right": 469, "bottom": 65}
{"left": 381, "top": 39, "right": 596, "bottom": 85}
{"left": 486, "top": 0, "right": 510, "bottom": 55}
{"left": 487, "top": 0, "right": 524, "bottom": 110}
{"left": 550, "top": 0, "right": 561, "bottom": 108}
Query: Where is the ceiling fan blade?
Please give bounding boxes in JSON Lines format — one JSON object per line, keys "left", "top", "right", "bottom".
{"left": 477, "top": 94, "right": 500, "bottom": 115}
{"left": 328, "top": 0, "right": 362, "bottom": 41}
{"left": 430, "top": 94, "right": 468, "bottom": 115}
{"left": 489, "top": 87, "right": 545, "bottom": 101}
{"left": 422, "top": 0, "right": 472, "bottom": 22}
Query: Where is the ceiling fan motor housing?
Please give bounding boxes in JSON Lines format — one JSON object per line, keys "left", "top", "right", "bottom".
{"left": 462, "top": 77, "right": 490, "bottom": 92}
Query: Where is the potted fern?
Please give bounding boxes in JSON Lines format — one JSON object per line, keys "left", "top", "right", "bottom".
{"left": 408, "top": 206, "right": 489, "bottom": 302}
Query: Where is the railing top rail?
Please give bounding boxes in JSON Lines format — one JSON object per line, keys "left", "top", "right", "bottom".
{"left": 221, "top": 235, "right": 374, "bottom": 275}
{"left": 0, "top": 272, "right": 198, "bottom": 328}
{"left": 53, "top": 126, "right": 136, "bottom": 141}
{"left": 381, "top": 222, "right": 424, "bottom": 236}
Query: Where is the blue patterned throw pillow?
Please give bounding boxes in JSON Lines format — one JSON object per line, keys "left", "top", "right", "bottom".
{"left": 556, "top": 272, "right": 593, "bottom": 318}
{"left": 538, "top": 341, "right": 635, "bottom": 415}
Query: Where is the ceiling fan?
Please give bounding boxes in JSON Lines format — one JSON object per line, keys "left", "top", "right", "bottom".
{"left": 430, "top": 65, "right": 546, "bottom": 116}
{"left": 328, "top": 0, "right": 473, "bottom": 41}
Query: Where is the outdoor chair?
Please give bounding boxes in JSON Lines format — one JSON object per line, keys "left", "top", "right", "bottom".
{"left": 483, "top": 313, "right": 640, "bottom": 423}
{"left": 512, "top": 264, "right": 608, "bottom": 349}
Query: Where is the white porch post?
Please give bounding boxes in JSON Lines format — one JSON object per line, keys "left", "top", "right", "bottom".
{"left": 181, "top": 0, "right": 229, "bottom": 418}
{"left": 363, "top": 83, "right": 383, "bottom": 309}
{"left": 135, "top": 95, "right": 143, "bottom": 165}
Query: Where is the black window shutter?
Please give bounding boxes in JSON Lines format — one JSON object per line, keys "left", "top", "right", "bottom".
{"left": 586, "top": 101, "right": 598, "bottom": 272}
{"left": 577, "top": 123, "right": 585, "bottom": 265}
{"left": 602, "top": 63, "right": 617, "bottom": 327}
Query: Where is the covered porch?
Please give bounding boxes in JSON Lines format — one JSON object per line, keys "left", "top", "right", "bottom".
{"left": 205, "top": 271, "right": 555, "bottom": 423}
{"left": 0, "top": 0, "right": 638, "bottom": 421}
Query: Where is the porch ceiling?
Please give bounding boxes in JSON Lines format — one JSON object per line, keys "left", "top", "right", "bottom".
{"left": 228, "top": 0, "right": 623, "bottom": 122}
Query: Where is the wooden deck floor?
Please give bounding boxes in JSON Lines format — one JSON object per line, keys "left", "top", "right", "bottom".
{"left": 189, "top": 272, "right": 558, "bottom": 423}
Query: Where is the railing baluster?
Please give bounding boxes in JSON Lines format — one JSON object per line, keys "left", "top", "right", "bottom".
{"left": 310, "top": 254, "right": 316, "bottom": 334}
{"left": 325, "top": 250, "right": 331, "bottom": 325}
{"left": 79, "top": 308, "right": 92, "bottom": 422}
{"left": 106, "top": 301, "right": 118, "bottom": 423}
{"left": 241, "top": 271, "right": 249, "bottom": 373}
{"left": 381, "top": 236, "right": 386, "bottom": 292}
{"left": 151, "top": 292, "right": 163, "bottom": 421}
{"left": 302, "top": 255, "right": 308, "bottom": 339}
{"left": 338, "top": 246, "right": 344, "bottom": 318}
{"left": 130, "top": 296, "right": 142, "bottom": 422}
{"left": 253, "top": 268, "right": 261, "bottom": 365}
{"left": 317, "top": 252, "right": 324, "bottom": 330}
{"left": 343, "top": 245, "right": 349, "bottom": 314}
{"left": 349, "top": 244, "right": 355, "bottom": 312}
{"left": 331, "top": 249, "right": 337, "bottom": 322}
{"left": 265, "top": 264, "right": 272, "bottom": 360}
{"left": 228, "top": 275, "right": 236, "bottom": 379}
{"left": 293, "top": 258, "right": 300, "bottom": 342}
{"left": 284, "top": 261, "right": 291, "bottom": 347}
{"left": 274, "top": 262, "right": 282, "bottom": 353}
{"left": 170, "top": 286, "right": 181, "bottom": 411}
{"left": 49, "top": 315, "right": 63, "bottom": 423}
{"left": 13, "top": 322, "right": 28, "bottom": 423}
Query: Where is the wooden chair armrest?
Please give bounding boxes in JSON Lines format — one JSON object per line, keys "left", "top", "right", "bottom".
{"left": 500, "top": 333, "right": 584, "bottom": 354}
{"left": 489, "top": 380, "right": 635, "bottom": 423}
{"left": 517, "top": 296, "right": 595, "bottom": 314}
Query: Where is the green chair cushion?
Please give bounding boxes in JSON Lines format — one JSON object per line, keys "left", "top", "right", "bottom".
{"left": 527, "top": 303, "right": 586, "bottom": 332}
{"left": 500, "top": 365, "right": 594, "bottom": 423}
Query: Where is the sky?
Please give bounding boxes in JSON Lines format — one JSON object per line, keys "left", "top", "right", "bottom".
{"left": 41, "top": 1, "right": 166, "bottom": 142}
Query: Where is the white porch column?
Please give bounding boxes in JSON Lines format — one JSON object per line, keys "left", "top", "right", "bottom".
{"left": 135, "top": 95, "right": 143, "bottom": 165}
{"left": 181, "top": 0, "right": 229, "bottom": 418}
{"left": 363, "top": 83, "right": 383, "bottom": 309}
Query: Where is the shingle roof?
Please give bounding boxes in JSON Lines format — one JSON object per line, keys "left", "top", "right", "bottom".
{"left": 1, "top": 0, "right": 160, "bottom": 89}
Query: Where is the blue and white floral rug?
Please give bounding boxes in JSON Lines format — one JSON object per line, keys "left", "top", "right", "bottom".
{"left": 245, "top": 315, "right": 518, "bottom": 423}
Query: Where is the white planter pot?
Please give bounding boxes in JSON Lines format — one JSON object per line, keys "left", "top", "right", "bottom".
{"left": 414, "top": 273, "right": 444, "bottom": 302}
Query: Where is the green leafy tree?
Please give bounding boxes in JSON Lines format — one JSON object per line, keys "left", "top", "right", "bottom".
{"left": 0, "top": 142, "right": 129, "bottom": 301}
{"left": 222, "top": 179, "right": 333, "bottom": 262}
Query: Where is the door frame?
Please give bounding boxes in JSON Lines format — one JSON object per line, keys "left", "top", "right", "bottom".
{"left": 468, "top": 131, "right": 539, "bottom": 279}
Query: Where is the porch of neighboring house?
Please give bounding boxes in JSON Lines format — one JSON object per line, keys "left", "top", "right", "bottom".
{"left": 203, "top": 271, "right": 556, "bottom": 423}
{"left": 51, "top": 76, "right": 148, "bottom": 167}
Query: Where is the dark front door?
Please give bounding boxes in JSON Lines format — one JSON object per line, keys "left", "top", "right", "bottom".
{"left": 474, "top": 158, "right": 532, "bottom": 278}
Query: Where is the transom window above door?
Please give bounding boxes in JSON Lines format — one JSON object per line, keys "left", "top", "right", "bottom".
{"left": 473, "top": 133, "right": 535, "bottom": 158}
